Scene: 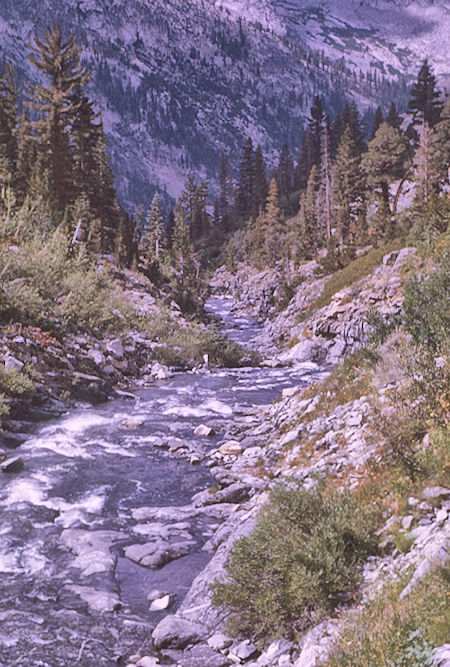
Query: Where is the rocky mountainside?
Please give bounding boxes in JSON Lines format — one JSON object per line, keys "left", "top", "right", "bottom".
{"left": 2, "top": 0, "right": 445, "bottom": 209}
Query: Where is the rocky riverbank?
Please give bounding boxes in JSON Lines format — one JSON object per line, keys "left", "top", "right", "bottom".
{"left": 125, "top": 245, "right": 449, "bottom": 667}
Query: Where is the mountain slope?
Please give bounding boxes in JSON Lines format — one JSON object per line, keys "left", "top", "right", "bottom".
{"left": 0, "top": 0, "right": 446, "bottom": 210}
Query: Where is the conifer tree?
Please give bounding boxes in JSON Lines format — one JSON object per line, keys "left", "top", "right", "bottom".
{"left": 142, "top": 192, "right": 165, "bottom": 263}
{"left": 371, "top": 106, "right": 384, "bottom": 140}
{"left": 91, "top": 121, "right": 122, "bottom": 252}
{"left": 413, "top": 123, "right": 440, "bottom": 206}
{"left": 0, "top": 63, "right": 18, "bottom": 179}
{"left": 219, "top": 150, "right": 234, "bottom": 230}
{"left": 295, "top": 165, "right": 319, "bottom": 260}
{"left": 15, "top": 110, "right": 36, "bottom": 204}
{"left": 361, "top": 123, "right": 407, "bottom": 213}
{"left": 253, "top": 144, "right": 268, "bottom": 214}
{"left": 236, "top": 137, "right": 255, "bottom": 221}
{"left": 264, "top": 178, "right": 284, "bottom": 267}
{"left": 408, "top": 59, "right": 443, "bottom": 128}
{"left": 294, "top": 127, "right": 313, "bottom": 190}
{"left": 333, "top": 127, "right": 366, "bottom": 249}
{"left": 385, "top": 102, "right": 402, "bottom": 129}
{"left": 308, "top": 96, "right": 325, "bottom": 170}
{"left": 318, "top": 120, "right": 333, "bottom": 241}
{"left": 432, "top": 98, "right": 450, "bottom": 186}
{"left": 275, "top": 143, "right": 294, "bottom": 202}
{"left": 70, "top": 85, "right": 100, "bottom": 204}
{"left": 172, "top": 204, "right": 196, "bottom": 305}
{"left": 26, "top": 24, "right": 90, "bottom": 211}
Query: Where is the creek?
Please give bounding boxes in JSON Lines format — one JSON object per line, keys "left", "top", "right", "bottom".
{"left": 0, "top": 296, "right": 323, "bottom": 666}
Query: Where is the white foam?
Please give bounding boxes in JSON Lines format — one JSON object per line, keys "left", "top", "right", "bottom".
{"left": 202, "top": 399, "right": 233, "bottom": 415}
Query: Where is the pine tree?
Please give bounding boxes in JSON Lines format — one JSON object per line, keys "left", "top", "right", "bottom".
{"left": 264, "top": 178, "right": 284, "bottom": 267}
{"left": 344, "top": 102, "right": 366, "bottom": 155}
{"left": 275, "top": 143, "right": 294, "bottom": 202}
{"left": 26, "top": 24, "right": 90, "bottom": 211}
{"left": 432, "top": 98, "right": 450, "bottom": 186}
{"left": 371, "top": 106, "right": 384, "bottom": 140}
{"left": 361, "top": 123, "right": 407, "bottom": 213}
{"left": 408, "top": 59, "right": 443, "bottom": 128}
{"left": 295, "top": 165, "right": 319, "bottom": 260}
{"left": 333, "top": 127, "right": 366, "bottom": 249}
{"left": 385, "top": 102, "right": 402, "bottom": 130}
{"left": 236, "top": 137, "right": 255, "bottom": 221}
{"left": 308, "top": 96, "right": 325, "bottom": 169}
{"left": 15, "top": 110, "right": 36, "bottom": 204}
{"left": 142, "top": 193, "right": 165, "bottom": 263}
{"left": 294, "top": 127, "right": 313, "bottom": 190}
{"left": 253, "top": 144, "right": 268, "bottom": 215}
{"left": 0, "top": 63, "right": 18, "bottom": 179}
{"left": 171, "top": 204, "right": 196, "bottom": 306}
{"left": 70, "top": 85, "right": 100, "bottom": 204}
{"left": 318, "top": 120, "right": 333, "bottom": 241}
{"left": 91, "top": 121, "right": 122, "bottom": 252}
{"left": 219, "top": 149, "right": 234, "bottom": 230}
{"left": 413, "top": 123, "right": 440, "bottom": 206}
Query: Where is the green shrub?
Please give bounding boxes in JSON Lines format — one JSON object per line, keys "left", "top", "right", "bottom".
{"left": 212, "top": 481, "right": 379, "bottom": 641}
{"left": 140, "top": 310, "right": 249, "bottom": 368}
{"left": 0, "top": 366, "right": 35, "bottom": 397}
{"left": 402, "top": 259, "right": 450, "bottom": 353}
{"left": 0, "top": 393, "right": 9, "bottom": 425}
{"left": 0, "top": 233, "right": 133, "bottom": 335}
{"left": 328, "top": 567, "right": 450, "bottom": 666}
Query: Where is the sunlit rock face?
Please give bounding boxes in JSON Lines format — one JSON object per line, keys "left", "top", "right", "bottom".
{"left": 0, "top": 0, "right": 446, "bottom": 209}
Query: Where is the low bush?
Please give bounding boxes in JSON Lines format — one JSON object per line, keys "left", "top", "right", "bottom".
{"left": 402, "top": 258, "right": 449, "bottom": 353}
{"left": 140, "top": 310, "right": 249, "bottom": 368}
{"left": 212, "top": 481, "right": 379, "bottom": 641}
{"left": 0, "top": 366, "right": 35, "bottom": 397}
{"left": 328, "top": 566, "right": 450, "bottom": 666}
{"left": 0, "top": 233, "right": 133, "bottom": 335}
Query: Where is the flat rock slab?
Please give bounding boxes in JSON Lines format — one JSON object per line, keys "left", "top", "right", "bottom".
{"left": 152, "top": 615, "right": 208, "bottom": 649}
{"left": 66, "top": 585, "right": 121, "bottom": 613}
{"left": 125, "top": 541, "right": 191, "bottom": 568}
{"left": 178, "top": 643, "right": 231, "bottom": 667}
{"left": 61, "top": 528, "right": 127, "bottom": 576}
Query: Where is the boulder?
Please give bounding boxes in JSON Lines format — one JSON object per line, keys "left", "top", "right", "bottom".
{"left": 194, "top": 424, "right": 215, "bottom": 437}
{"left": 152, "top": 615, "right": 207, "bottom": 650}
{"left": 218, "top": 440, "right": 242, "bottom": 456}
{"left": 149, "top": 594, "right": 174, "bottom": 612}
{"left": 106, "top": 339, "right": 124, "bottom": 359}
{"left": 87, "top": 349, "right": 105, "bottom": 365}
{"left": 0, "top": 456, "right": 24, "bottom": 473}
{"left": 178, "top": 643, "right": 231, "bottom": 667}
{"left": 4, "top": 356, "right": 24, "bottom": 372}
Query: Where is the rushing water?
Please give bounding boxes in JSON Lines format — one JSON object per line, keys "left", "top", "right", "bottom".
{"left": 0, "top": 297, "right": 323, "bottom": 666}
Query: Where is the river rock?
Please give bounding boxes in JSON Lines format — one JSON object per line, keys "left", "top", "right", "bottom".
{"left": 422, "top": 487, "right": 450, "bottom": 500}
{"left": 136, "top": 657, "right": 159, "bottom": 667}
{"left": 66, "top": 585, "right": 121, "bottom": 613}
{"left": 207, "top": 632, "right": 233, "bottom": 652}
{"left": 4, "top": 356, "right": 24, "bottom": 371}
{"left": 194, "top": 424, "right": 215, "bottom": 437}
{"left": 61, "top": 529, "right": 127, "bottom": 576}
{"left": 228, "top": 639, "right": 259, "bottom": 662}
{"left": 0, "top": 456, "right": 24, "bottom": 473}
{"left": 125, "top": 541, "right": 191, "bottom": 568}
{"left": 106, "top": 339, "right": 124, "bottom": 359}
{"left": 178, "top": 643, "right": 231, "bottom": 667}
{"left": 218, "top": 441, "right": 242, "bottom": 456}
{"left": 87, "top": 349, "right": 105, "bottom": 365}
{"left": 152, "top": 615, "right": 208, "bottom": 649}
{"left": 119, "top": 416, "right": 145, "bottom": 429}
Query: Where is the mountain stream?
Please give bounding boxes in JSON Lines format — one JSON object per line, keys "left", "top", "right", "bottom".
{"left": 0, "top": 296, "right": 324, "bottom": 666}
